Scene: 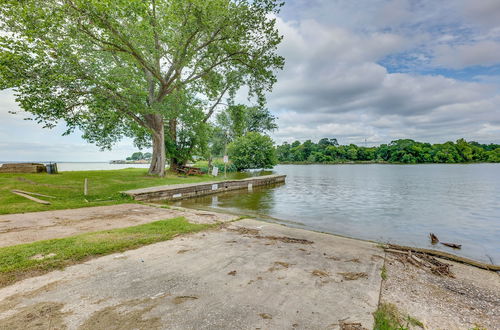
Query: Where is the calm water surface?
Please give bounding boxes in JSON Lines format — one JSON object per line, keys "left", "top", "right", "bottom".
{"left": 175, "top": 164, "right": 500, "bottom": 264}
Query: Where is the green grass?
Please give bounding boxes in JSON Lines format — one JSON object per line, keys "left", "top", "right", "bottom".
{"left": 0, "top": 217, "right": 212, "bottom": 287}
{"left": 0, "top": 168, "right": 220, "bottom": 215}
{"left": 373, "top": 303, "right": 424, "bottom": 330}
{"left": 381, "top": 265, "right": 388, "bottom": 280}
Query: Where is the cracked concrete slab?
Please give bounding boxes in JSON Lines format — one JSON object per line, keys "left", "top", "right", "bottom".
{"left": 0, "top": 204, "right": 238, "bottom": 247}
{"left": 0, "top": 218, "right": 385, "bottom": 329}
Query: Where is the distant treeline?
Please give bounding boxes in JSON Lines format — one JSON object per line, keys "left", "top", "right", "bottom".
{"left": 276, "top": 138, "right": 500, "bottom": 164}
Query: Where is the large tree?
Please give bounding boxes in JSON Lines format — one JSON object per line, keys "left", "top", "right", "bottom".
{"left": 0, "top": 0, "right": 284, "bottom": 176}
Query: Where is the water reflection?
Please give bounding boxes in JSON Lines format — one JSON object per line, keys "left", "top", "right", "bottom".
{"left": 177, "top": 182, "right": 284, "bottom": 216}
{"left": 173, "top": 164, "right": 500, "bottom": 264}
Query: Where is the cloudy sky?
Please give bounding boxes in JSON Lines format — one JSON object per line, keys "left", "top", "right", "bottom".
{"left": 1, "top": 0, "right": 500, "bottom": 161}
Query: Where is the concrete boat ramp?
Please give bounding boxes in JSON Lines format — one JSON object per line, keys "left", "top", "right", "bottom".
{"left": 122, "top": 174, "right": 286, "bottom": 201}
{"left": 0, "top": 204, "right": 498, "bottom": 329}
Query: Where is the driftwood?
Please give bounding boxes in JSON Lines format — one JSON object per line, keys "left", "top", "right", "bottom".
{"left": 11, "top": 191, "right": 51, "bottom": 205}
{"left": 441, "top": 242, "right": 462, "bottom": 249}
{"left": 12, "top": 189, "right": 56, "bottom": 199}
{"left": 398, "top": 249, "right": 455, "bottom": 277}
{"left": 385, "top": 244, "right": 500, "bottom": 272}
{"left": 429, "top": 233, "right": 439, "bottom": 244}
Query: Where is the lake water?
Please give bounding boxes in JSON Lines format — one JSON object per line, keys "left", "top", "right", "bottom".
{"left": 174, "top": 164, "right": 500, "bottom": 264}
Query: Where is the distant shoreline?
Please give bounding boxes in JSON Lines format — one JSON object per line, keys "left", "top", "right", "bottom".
{"left": 278, "top": 161, "right": 500, "bottom": 165}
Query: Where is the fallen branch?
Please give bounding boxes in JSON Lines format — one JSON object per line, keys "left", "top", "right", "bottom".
{"left": 441, "top": 242, "right": 462, "bottom": 249}
{"left": 12, "top": 189, "right": 56, "bottom": 199}
{"left": 11, "top": 191, "right": 51, "bottom": 205}
{"left": 385, "top": 244, "right": 500, "bottom": 271}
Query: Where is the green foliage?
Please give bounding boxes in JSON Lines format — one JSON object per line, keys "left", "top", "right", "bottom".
{"left": 0, "top": 0, "right": 284, "bottom": 175}
{"left": 164, "top": 90, "right": 211, "bottom": 166}
{"left": 210, "top": 104, "right": 278, "bottom": 157}
{"left": 381, "top": 265, "right": 388, "bottom": 280}
{"left": 227, "top": 132, "right": 277, "bottom": 170}
{"left": 0, "top": 218, "right": 212, "bottom": 287}
{"left": 276, "top": 138, "right": 500, "bottom": 164}
{"left": 0, "top": 169, "right": 221, "bottom": 215}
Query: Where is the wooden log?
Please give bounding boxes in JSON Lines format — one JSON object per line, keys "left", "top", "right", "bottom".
{"left": 441, "top": 242, "right": 462, "bottom": 249}
{"left": 11, "top": 191, "right": 51, "bottom": 205}
{"left": 386, "top": 244, "right": 500, "bottom": 271}
{"left": 12, "top": 189, "right": 56, "bottom": 199}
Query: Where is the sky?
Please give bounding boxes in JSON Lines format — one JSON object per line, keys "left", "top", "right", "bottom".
{"left": 1, "top": 0, "right": 500, "bottom": 161}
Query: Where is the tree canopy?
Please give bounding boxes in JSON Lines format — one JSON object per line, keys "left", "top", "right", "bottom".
{"left": 0, "top": 0, "right": 284, "bottom": 176}
{"left": 227, "top": 132, "right": 277, "bottom": 170}
{"left": 276, "top": 138, "right": 500, "bottom": 163}
{"left": 210, "top": 104, "right": 277, "bottom": 157}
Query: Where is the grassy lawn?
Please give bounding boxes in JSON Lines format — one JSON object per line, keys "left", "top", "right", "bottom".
{"left": 0, "top": 217, "right": 213, "bottom": 288}
{"left": 0, "top": 168, "right": 220, "bottom": 215}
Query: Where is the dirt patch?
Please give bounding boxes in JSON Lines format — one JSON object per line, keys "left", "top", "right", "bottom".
{"left": 172, "top": 296, "right": 198, "bottom": 305}
{"left": 229, "top": 227, "right": 260, "bottom": 235}
{"left": 0, "top": 281, "right": 65, "bottom": 313}
{"left": 80, "top": 299, "right": 161, "bottom": 330}
{"left": 338, "top": 272, "right": 368, "bottom": 281}
{"left": 344, "top": 258, "right": 360, "bottom": 263}
{"left": 177, "top": 249, "right": 192, "bottom": 254}
{"left": 259, "top": 313, "right": 272, "bottom": 319}
{"left": 338, "top": 320, "right": 368, "bottom": 330}
{"left": 0, "top": 302, "right": 68, "bottom": 330}
{"left": 312, "top": 269, "right": 330, "bottom": 277}
{"left": 228, "top": 226, "right": 313, "bottom": 244}
{"left": 29, "top": 253, "right": 57, "bottom": 260}
{"left": 227, "top": 270, "right": 237, "bottom": 276}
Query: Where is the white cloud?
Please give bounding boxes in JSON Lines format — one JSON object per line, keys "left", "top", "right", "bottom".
{"left": 267, "top": 13, "right": 500, "bottom": 145}
{"left": 434, "top": 41, "right": 500, "bottom": 69}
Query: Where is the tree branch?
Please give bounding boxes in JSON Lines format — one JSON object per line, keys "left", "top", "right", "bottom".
{"left": 203, "top": 85, "right": 230, "bottom": 123}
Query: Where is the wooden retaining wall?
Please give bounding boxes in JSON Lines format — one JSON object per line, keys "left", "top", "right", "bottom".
{"left": 122, "top": 174, "right": 286, "bottom": 202}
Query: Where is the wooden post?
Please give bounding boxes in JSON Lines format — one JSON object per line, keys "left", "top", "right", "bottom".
{"left": 84, "top": 178, "right": 88, "bottom": 196}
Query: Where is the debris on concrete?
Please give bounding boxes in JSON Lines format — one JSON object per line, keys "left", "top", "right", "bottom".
{"left": 338, "top": 272, "right": 368, "bottom": 281}
{"left": 387, "top": 249, "right": 454, "bottom": 277}
{"left": 312, "top": 269, "right": 330, "bottom": 277}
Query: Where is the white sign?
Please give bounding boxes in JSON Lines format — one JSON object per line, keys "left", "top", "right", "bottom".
{"left": 223, "top": 155, "right": 228, "bottom": 163}
{"left": 172, "top": 193, "right": 182, "bottom": 199}
{"left": 248, "top": 183, "right": 253, "bottom": 191}
{"left": 212, "top": 184, "right": 218, "bottom": 191}
{"left": 211, "top": 167, "right": 219, "bottom": 176}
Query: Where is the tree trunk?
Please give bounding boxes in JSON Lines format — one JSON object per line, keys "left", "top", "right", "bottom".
{"left": 147, "top": 115, "right": 166, "bottom": 177}
{"left": 168, "top": 118, "right": 180, "bottom": 172}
